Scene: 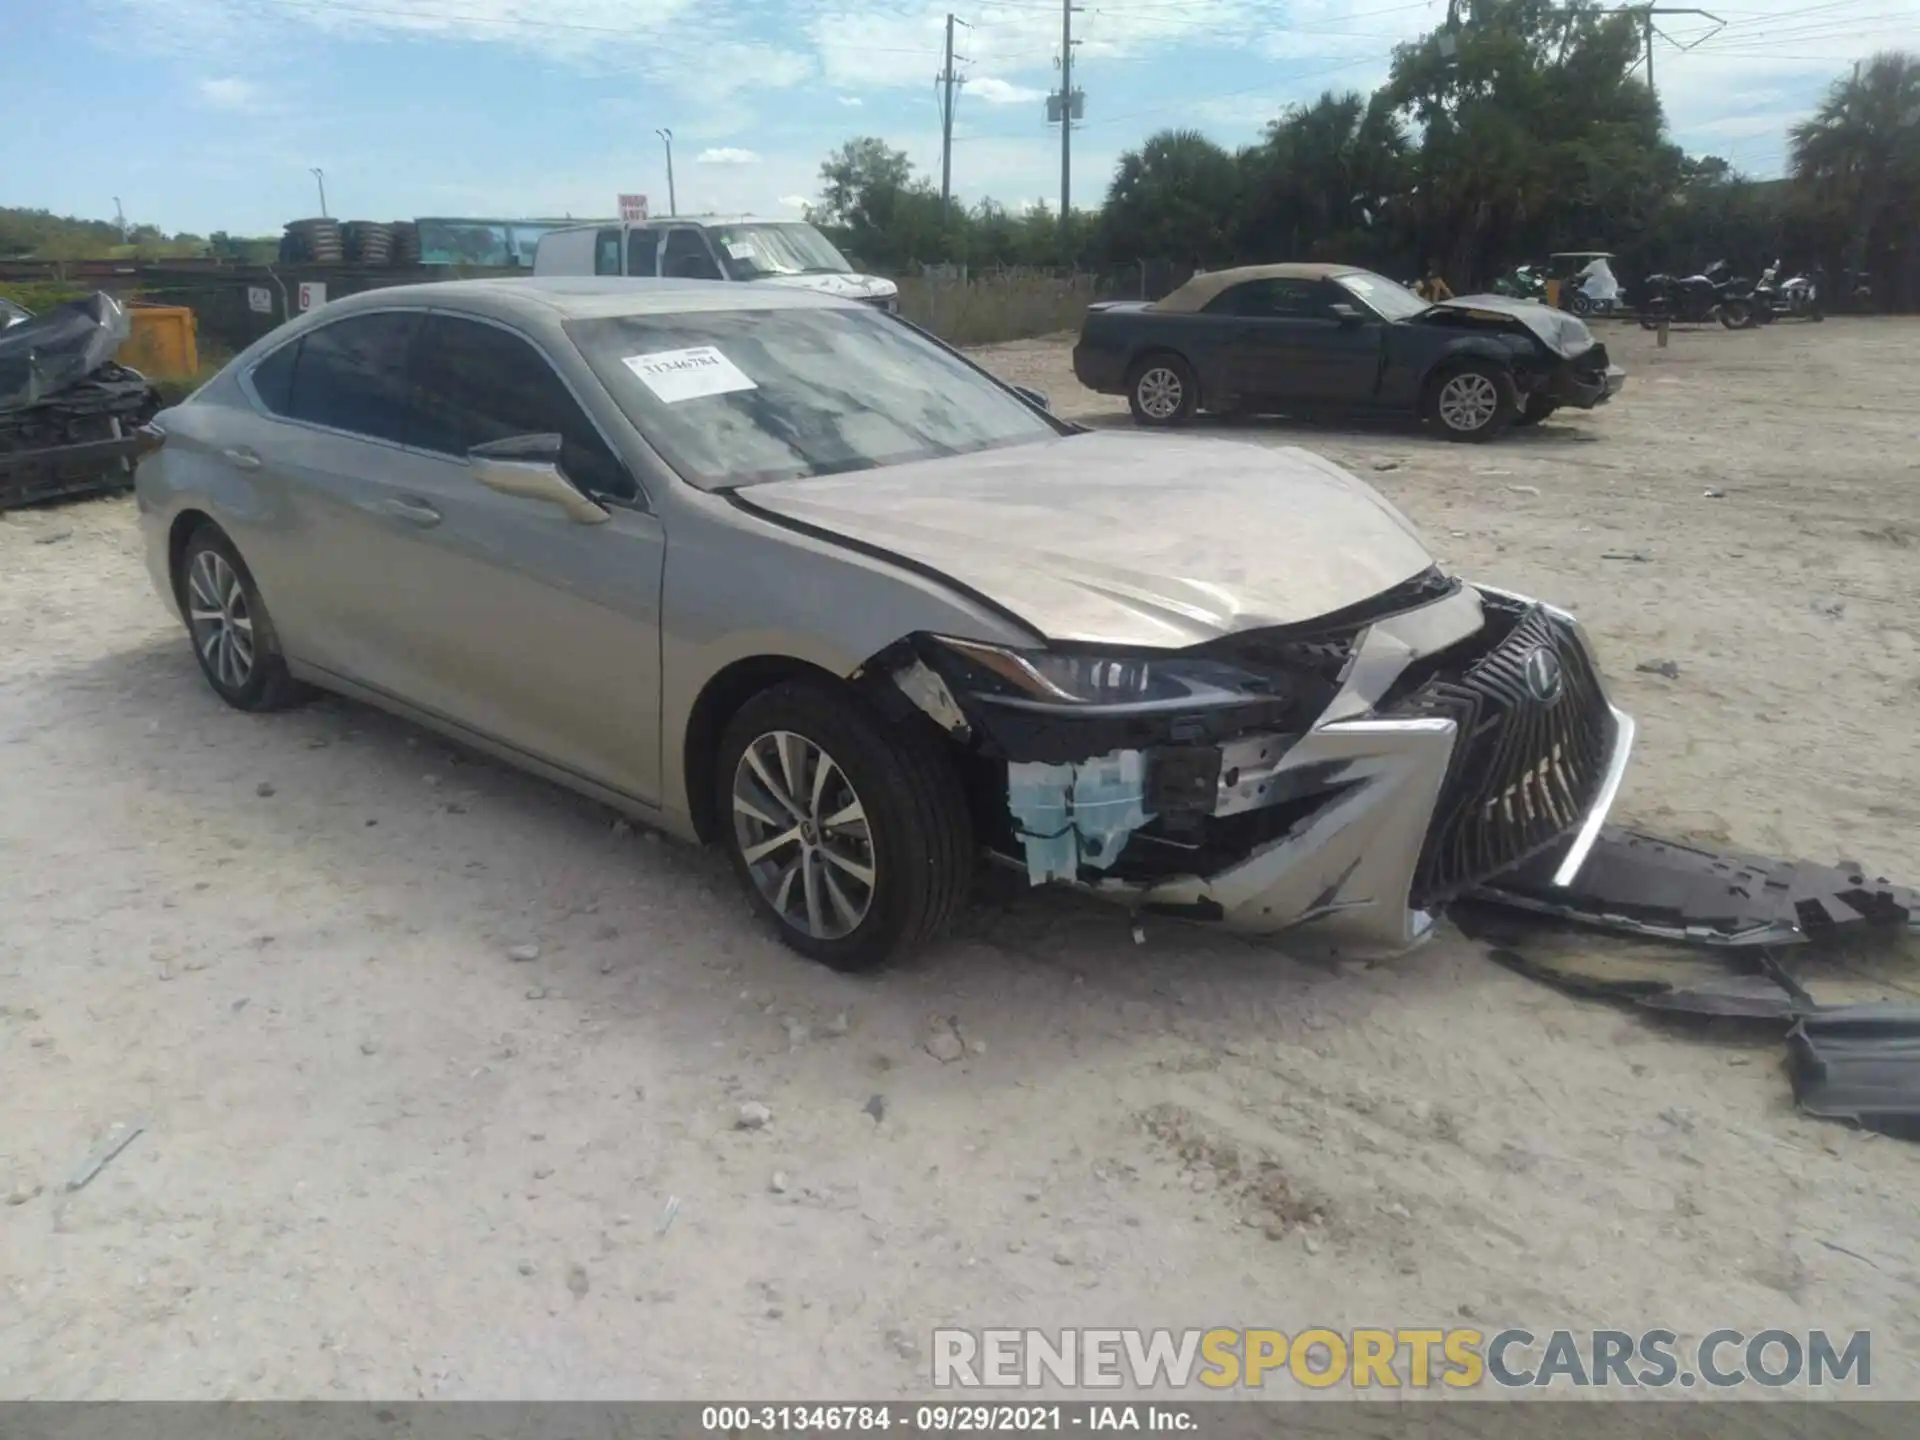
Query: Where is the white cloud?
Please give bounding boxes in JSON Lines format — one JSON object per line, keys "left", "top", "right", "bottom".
{"left": 964, "top": 76, "right": 1044, "bottom": 106}
{"left": 838, "top": 95, "right": 863, "bottom": 106}
{"left": 779, "top": 194, "right": 811, "bottom": 209}
{"left": 197, "top": 76, "right": 262, "bottom": 110}
{"left": 697, "top": 147, "right": 762, "bottom": 165}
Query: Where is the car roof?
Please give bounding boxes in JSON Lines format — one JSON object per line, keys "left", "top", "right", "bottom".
{"left": 323, "top": 276, "right": 854, "bottom": 322}
{"left": 1151, "top": 263, "right": 1366, "bottom": 312}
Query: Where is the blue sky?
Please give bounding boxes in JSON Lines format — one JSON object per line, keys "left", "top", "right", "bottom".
{"left": 6, "top": 0, "right": 1915, "bottom": 236}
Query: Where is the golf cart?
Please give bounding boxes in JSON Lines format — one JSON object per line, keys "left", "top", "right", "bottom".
{"left": 1546, "top": 252, "right": 1622, "bottom": 316}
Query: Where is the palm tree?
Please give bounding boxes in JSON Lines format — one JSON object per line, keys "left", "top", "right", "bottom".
{"left": 1789, "top": 51, "right": 1920, "bottom": 294}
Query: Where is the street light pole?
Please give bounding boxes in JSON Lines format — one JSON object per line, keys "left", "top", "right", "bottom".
{"left": 656, "top": 129, "right": 676, "bottom": 216}
{"left": 310, "top": 167, "right": 328, "bottom": 218}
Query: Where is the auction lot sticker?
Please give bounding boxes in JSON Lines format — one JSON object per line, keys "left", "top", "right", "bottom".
{"left": 622, "top": 346, "right": 757, "bottom": 404}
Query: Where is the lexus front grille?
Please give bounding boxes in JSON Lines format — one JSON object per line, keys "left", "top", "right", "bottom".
{"left": 1397, "top": 605, "right": 1612, "bottom": 904}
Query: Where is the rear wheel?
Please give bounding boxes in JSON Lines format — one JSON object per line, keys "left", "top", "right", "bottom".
{"left": 1425, "top": 361, "right": 1515, "bottom": 443}
{"left": 1718, "top": 298, "right": 1754, "bottom": 329}
{"left": 716, "top": 680, "right": 973, "bottom": 971}
{"left": 175, "top": 524, "right": 312, "bottom": 712}
{"left": 1127, "top": 353, "right": 1198, "bottom": 427}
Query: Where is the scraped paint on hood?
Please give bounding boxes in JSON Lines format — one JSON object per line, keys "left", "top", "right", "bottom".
{"left": 757, "top": 271, "right": 898, "bottom": 302}
{"left": 733, "top": 432, "right": 1438, "bottom": 647}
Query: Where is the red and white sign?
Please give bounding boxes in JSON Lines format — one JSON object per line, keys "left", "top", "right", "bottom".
{"left": 297, "top": 281, "right": 327, "bottom": 312}
{"left": 618, "top": 193, "right": 649, "bottom": 222}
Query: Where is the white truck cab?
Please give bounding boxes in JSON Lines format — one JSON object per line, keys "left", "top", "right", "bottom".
{"left": 533, "top": 216, "right": 899, "bottom": 312}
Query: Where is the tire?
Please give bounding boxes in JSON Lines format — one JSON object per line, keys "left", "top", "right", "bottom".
{"left": 715, "top": 679, "right": 973, "bottom": 972}
{"left": 1126, "top": 353, "right": 1198, "bottom": 427}
{"left": 1513, "top": 394, "right": 1557, "bottom": 427}
{"left": 1424, "top": 361, "right": 1516, "bottom": 443}
{"left": 1568, "top": 293, "right": 1593, "bottom": 317}
{"left": 175, "top": 523, "right": 312, "bottom": 712}
{"left": 1718, "top": 299, "right": 1753, "bottom": 330}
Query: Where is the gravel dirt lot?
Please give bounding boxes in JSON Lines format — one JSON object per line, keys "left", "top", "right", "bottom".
{"left": 3, "top": 318, "right": 1918, "bottom": 1401}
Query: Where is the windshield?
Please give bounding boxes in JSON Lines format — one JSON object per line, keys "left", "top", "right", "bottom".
{"left": 707, "top": 223, "right": 854, "bottom": 279}
{"left": 566, "top": 307, "right": 1059, "bottom": 489}
{"left": 1335, "top": 270, "right": 1432, "bottom": 321}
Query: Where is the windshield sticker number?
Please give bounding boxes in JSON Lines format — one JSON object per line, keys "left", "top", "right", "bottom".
{"left": 725, "top": 242, "right": 757, "bottom": 260}
{"left": 621, "top": 346, "right": 758, "bottom": 404}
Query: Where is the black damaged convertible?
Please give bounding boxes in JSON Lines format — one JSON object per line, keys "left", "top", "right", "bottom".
{"left": 1073, "top": 263, "right": 1626, "bottom": 441}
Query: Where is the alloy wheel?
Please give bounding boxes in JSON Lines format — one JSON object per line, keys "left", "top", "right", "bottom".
{"left": 1135, "top": 366, "right": 1184, "bottom": 419}
{"left": 186, "top": 549, "right": 255, "bottom": 690}
{"left": 731, "top": 730, "right": 876, "bottom": 941}
{"left": 1437, "top": 373, "right": 1501, "bottom": 432}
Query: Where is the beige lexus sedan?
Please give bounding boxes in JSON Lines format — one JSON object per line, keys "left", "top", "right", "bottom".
{"left": 139, "top": 278, "right": 1632, "bottom": 970}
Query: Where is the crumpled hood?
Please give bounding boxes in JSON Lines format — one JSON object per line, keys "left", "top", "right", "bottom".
{"left": 1429, "top": 293, "right": 1597, "bottom": 358}
{"left": 757, "top": 271, "right": 898, "bottom": 302}
{"left": 733, "top": 432, "right": 1437, "bottom": 647}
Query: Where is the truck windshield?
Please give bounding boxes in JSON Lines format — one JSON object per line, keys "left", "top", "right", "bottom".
{"left": 566, "top": 306, "right": 1059, "bottom": 490}
{"left": 706, "top": 224, "right": 855, "bottom": 280}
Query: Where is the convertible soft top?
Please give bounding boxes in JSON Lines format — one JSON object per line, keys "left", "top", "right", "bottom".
{"left": 1150, "top": 263, "right": 1364, "bottom": 313}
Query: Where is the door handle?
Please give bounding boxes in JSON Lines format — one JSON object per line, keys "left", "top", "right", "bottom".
{"left": 223, "top": 447, "right": 262, "bottom": 471}
{"left": 374, "top": 497, "right": 443, "bottom": 527}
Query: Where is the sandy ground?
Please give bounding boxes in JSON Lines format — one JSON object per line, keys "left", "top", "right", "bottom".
{"left": 3, "top": 318, "right": 1918, "bottom": 1402}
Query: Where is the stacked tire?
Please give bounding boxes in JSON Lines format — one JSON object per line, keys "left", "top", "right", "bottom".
{"left": 390, "top": 221, "right": 421, "bottom": 267}
{"left": 343, "top": 221, "right": 394, "bottom": 266}
{"left": 281, "top": 217, "right": 343, "bottom": 264}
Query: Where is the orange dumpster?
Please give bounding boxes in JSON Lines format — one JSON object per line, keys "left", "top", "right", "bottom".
{"left": 118, "top": 304, "right": 200, "bottom": 380}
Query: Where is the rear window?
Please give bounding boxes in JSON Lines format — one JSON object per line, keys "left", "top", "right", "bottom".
{"left": 565, "top": 307, "right": 1058, "bottom": 489}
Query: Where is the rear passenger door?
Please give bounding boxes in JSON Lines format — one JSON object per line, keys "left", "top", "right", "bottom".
{"left": 237, "top": 308, "right": 449, "bottom": 680}
{"left": 380, "top": 313, "right": 668, "bottom": 802}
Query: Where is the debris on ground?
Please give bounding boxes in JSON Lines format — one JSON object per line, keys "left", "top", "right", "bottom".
{"left": 769, "top": 1171, "right": 790, "bottom": 1194}
{"left": 1704, "top": 487, "right": 1727, "bottom": 498}
{"left": 1506, "top": 483, "right": 1541, "bottom": 497}
{"left": 67, "top": 1117, "right": 148, "bottom": 1192}
{"left": 657, "top": 1196, "right": 681, "bottom": 1234}
{"left": 1371, "top": 459, "right": 1402, "bottom": 472}
{"left": 507, "top": 943, "right": 541, "bottom": 963}
{"left": 1787, "top": 1008, "right": 1920, "bottom": 1140}
{"left": 1634, "top": 659, "right": 1682, "bottom": 679}
{"left": 863, "top": 1094, "right": 887, "bottom": 1123}
{"left": 921, "top": 1017, "right": 966, "bottom": 1063}
{"left": 1602, "top": 550, "right": 1652, "bottom": 562}
{"left": 735, "top": 1101, "right": 773, "bottom": 1130}
{"left": 566, "top": 1263, "right": 590, "bottom": 1298}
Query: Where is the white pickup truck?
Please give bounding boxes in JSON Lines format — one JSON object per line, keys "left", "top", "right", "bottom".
{"left": 533, "top": 216, "right": 899, "bottom": 312}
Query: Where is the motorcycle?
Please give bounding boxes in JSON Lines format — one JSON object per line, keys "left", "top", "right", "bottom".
{"left": 1491, "top": 264, "right": 1546, "bottom": 300}
{"left": 1773, "top": 261, "right": 1824, "bottom": 320}
{"left": 1638, "top": 260, "right": 1757, "bottom": 330}
{"left": 1750, "top": 261, "right": 1782, "bottom": 324}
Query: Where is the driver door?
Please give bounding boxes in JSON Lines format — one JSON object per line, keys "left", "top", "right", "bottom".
{"left": 659, "top": 227, "right": 725, "bottom": 280}
{"left": 1209, "top": 278, "right": 1382, "bottom": 404}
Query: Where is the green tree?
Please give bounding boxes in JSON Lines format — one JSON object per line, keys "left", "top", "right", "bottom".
{"left": 1100, "top": 129, "right": 1242, "bottom": 265}
{"left": 1790, "top": 50, "right": 1920, "bottom": 296}
{"left": 1239, "top": 91, "right": 1407, "bottom": 265}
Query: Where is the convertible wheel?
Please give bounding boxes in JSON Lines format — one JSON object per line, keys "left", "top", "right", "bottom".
{"left": 1127, "top": 354, "right": 1198, "bottom": 427}
{"left": 717, "top": 680, "right": 973, "bottom": 972}
{"left": 1426, "top": 362, "right": 1515, "bottom": 443}
{"left": 176, "top": 524, "right": 311, "bottom": 712}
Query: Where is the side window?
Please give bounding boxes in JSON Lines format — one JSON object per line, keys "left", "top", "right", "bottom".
{"left": 407, "top": 315, "right": 637, "bottom": 503}
{"left": 249, "top": 339, "right": 301, "bottom": 415}
{"left": 660, "top": 228, "right": 723, "bottom": 280}
{"left": 283, "top": 312, "right": 421, "bottom": 443}
{"left": 1207, "top": 279, "right": 1329, "bottom": 319}
{"left": 627, "top": 229, "right": 660, "bottom": 277}
{"left": 593, "top": 228, "right": 623, "bottom": 276}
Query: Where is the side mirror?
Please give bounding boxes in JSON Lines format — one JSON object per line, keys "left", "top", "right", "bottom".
{"left": 1012, "top": 384, "right": 1052, "bottom": 413}
{"left": 1329, "top": 303, "right": 1364, "bottom": 326}
{"left": 467, "top": 433, "right": 608, "bottom": 525}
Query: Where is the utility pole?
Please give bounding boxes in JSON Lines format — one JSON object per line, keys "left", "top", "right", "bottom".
{"left": 1054, "top": 0, "right": 1083, "bottom": 244}
{"left": 309, "top": 167, "right": 327, "bottom": 218}
{"left": 1620, "top": 6, "right": 1723, "bottom": 103}
{"left": 939, "top": 14, "right": 970, "bottom": 222}
{"left": 656, "top": 128, "right": 676, "bottom": 216}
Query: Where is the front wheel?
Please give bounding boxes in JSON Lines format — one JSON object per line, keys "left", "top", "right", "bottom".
{"left": 1718, "top": 299, "right": 1754, "bottom": 329}
{"left": 1425, "top": 361, "right": 1516, "bottom": 443}
{"left": 1568, "top": 293, "right": 1593, "bottom": 317}
{"left": 1127, "top": 354, "right": 1198, "bottom": 427}
{"left": 716, "top": 680, "right": 974, "bottom": 971}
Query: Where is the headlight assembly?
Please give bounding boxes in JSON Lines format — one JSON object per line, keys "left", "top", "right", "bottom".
{"left": 929, "top": 635, "right": 1281, "bottom": 711}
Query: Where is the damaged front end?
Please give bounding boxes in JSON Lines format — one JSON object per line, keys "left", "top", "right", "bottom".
{"left": 861, "top": 570, "right": 1634, "bottom": 956}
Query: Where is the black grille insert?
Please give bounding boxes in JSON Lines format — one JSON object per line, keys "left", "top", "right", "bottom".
{"left": 1395, "top": 604, "right": 1612, "bottom": 904}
